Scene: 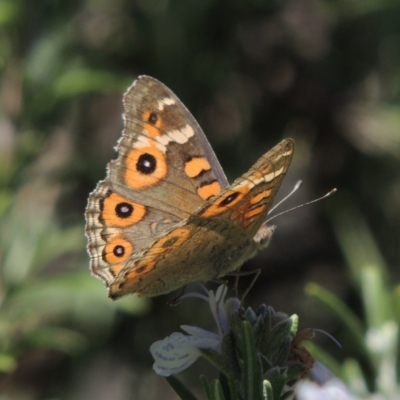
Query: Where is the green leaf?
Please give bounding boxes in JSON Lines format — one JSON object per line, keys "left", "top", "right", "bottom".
{"left": 239, "top": 321, "right": 263, "bottom": 400}
{"left": 165, "top": 376, "right": 199, "bottom": 400}
{"left": 329, "top": 197, "right": 388, "bottom": 288}
{"left": 263, "top": 319, "right": 292, "bottom": 364}
{"left": 300, "top": 342, "right": 342, "bottom": 380}
{"left": 254, "top": 306, "right": 272, "bottom": 350}
{"left": 0, "top": 0, "right": 19, "bottom": 26}
{"left": 289, "top": 315, "right": 299, "bottom": 336}
{"left": 53, "top": 68, "right": 131, "bottom": 98}
{"left": 201, "top": 332, "right": 240, "bottom": 380}
{"left": 393, "top": 285, "right": 400, "bottom": 324}
{"left": 263, "top": 367, "right": 286, "bottom": 400}
{"left": 342, "top": 358, "right": 369, "bottom": 397}
{"left": 24, "top": 326, "right": 88, "bottom": 355}
{"left": 284, "top": 361, "right": 307, "bottom": 382}
{"left": 273, "top": 337, "right": 291, "bottom": 366}
{"left": 0, "top": 353, "right": 17, "bottom": 373}
{"left": 306, "top": 283, "right": 365, "bottom": 351}
{"left": 360, "top": 265, "right": 391, "bottom": 329}
{"left": 244, "top": 306, "right": 258, "bottom": 325}
{"left": 218, "top": 372, "right": 241, "bottom": 400}
{"left": 210, "top": 379, "right": 226, "bottom": 400}
{"left": 201, "top": 375, "right": 212, "bottom": 400}
{"left": 263, "top": 380, "right": 273, "bottom": 400}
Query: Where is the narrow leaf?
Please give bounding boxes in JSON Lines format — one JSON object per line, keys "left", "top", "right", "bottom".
{"left": 210, "top": 379, "right": 226, "bottom": 400}
{"left": 165, "top": 376, "right": 198, "bottom": 400}
{"left": 241, "top": 321, "right": 263, "bottom": 400}
{"left": 201, "top": 375, "right": 212, "bottom": 400}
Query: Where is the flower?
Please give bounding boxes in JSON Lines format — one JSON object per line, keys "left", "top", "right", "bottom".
{"left": 150, "top": 326, "right": 220, "bottom": 376}
{"left": 295, "top": 379, "right": 360, "bottom": 400}
{"left": 150, "top": 284, "right": 316, "bottom": 399}
{"left": 150, "top": 285, "right": 240, "bottom": 376}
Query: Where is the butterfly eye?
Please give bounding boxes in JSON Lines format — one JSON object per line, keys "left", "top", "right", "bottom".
{"left": 219, "top": 192, "right": 239, "bottom": 206}
{"left": 115, "top": 202, "right": 133, "bottom": 218}
{"left": 148, "top": 112, "right": 158, "bottom": 125}
{"left": 113, "top": 245, "right": 125, "bottom": 257}
{"left": 137, "top": 153, "right": 157, "bottom": 174}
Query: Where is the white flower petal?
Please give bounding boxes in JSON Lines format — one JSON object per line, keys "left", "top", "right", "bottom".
{"left": 150, "top": 330, "right": 220, "bottom": 377}
{"left": 216, "top": 286, "right": 231, "bottom": 334}
{"left": 215, "top": 284, "right": 227, "bottom": 302}
{"left": 209, "top": 285, "right": 228, "bottom": 336}
{"left": 296, "top": 379, "right": 359, "bottom": 400}
{"left": 150, "top": 285, "right": 237, "bottom": 377}
{"left": 180, "top": 325, "right": 220, "bottom": 346}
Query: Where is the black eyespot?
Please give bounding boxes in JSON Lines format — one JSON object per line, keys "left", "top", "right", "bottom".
{"left": 137, "top": 153, "right": 156, "bottom": 174}
{"left": 148, "top": 112, "right": 158, "bottom": 125}
{"left": 219, "top": 192, "right": 239, "bottom": 207}
{"left": 113, "top": 245, "right": 125, "bottom": 257}
{"left": 115, "top": 202, "right": 133, "bottom": 218}
{"left": 162, "top": 237, "right": 178, "bottom": 248}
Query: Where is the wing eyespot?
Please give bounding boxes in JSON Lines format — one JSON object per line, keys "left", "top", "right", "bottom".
{"left": 137, "top": 153, "right": 157, "bottom": 174}
{"left": 161, "top": 237, "right": 179, "bottom": 248}
{"left": 148, "top": 112, "right": 158, "bottom": 125}
{"left": 219, "top": 192, "right": 239, "bottom": 207}
{"left": 115, "top": 202, "right": 133, "bottom": 218}
{"left": 113, "top": 245, "right": 125, "bottom": 257}
{"left": 135, "top": 265, "right": 147, "bottom": 273}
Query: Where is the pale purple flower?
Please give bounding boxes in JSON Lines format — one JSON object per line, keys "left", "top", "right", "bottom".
{"left": 296, "top": 379, "right": 360, "bottom": 400}
{"left": 150, "top": 285, "right": 240, "bottom": 376}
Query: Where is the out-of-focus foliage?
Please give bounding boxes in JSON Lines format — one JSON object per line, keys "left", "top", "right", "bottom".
{"left": 306, "top": 204, "right": 400, "bottom": 399}
{"left": 0, "top": 0, "right": 399, "bottom": 398}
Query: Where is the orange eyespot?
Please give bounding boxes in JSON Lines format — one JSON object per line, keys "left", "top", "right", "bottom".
{"left": 201, "top": 187, "right": 248, "bottom": 217}
{"left": 104, "top": 236, "right": 133, "bottom": 264}
{"left": 219, "top": 192, "right": 239, "bottom": 206}
{"left": 102, "top": 193, "right": 146, "bottom": 227}
{"left": 125, "top": 146, "right": 167, "bottom": 189}
{"left": 125, "top": 260, "right": 156, "bottom": 280}
{"left": 152, "top": 227, "right": 191, "bottom": 254}
{"left": 142, "top": 110, "right": 163, "bottom": 138}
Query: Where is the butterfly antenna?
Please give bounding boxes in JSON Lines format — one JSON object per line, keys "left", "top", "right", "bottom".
{"left": 292, "top": 327, "right": 341, "bottom": 348}
{"left": 267, "top": 187, "right": 337, "bottom": 223}
{"left": 313, "top": 328, "right": 342, "bottom": 348}
{"left": 268, "top": 180, "right": 303, "bottom": 214}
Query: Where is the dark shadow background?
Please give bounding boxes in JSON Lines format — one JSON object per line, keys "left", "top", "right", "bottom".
{"left": 1, "top": 0, "right": 399, "bottom": 398}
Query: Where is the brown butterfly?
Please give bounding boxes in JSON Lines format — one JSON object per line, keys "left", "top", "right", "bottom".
{"left": 85, "top": 76, "right": 294, "bottom": 298}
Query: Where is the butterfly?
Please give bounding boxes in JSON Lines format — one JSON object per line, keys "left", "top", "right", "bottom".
{"left": 85, "top": 76, "right": 294, "bottom": 299}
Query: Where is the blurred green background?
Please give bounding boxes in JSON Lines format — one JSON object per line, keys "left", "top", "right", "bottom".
{"left": 1, "top": 0, "right": 400, "bottom": 398}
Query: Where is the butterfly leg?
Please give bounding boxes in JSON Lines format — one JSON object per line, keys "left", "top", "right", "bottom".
{"left": 227, "top": 268, "right": 261, "bottom": 303}
{"left": 167, "top": 285, "right": 187, "bottom": 306}
{"left": 211, "top": 277, "right": 229, "bottom": 286}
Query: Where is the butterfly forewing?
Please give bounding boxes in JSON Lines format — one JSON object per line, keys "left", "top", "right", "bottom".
{"left": 197, "top": 139, "right": 294, "bottom": 237}
{"left": 111, "top": 76, "right": 229, "bottom": 218}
